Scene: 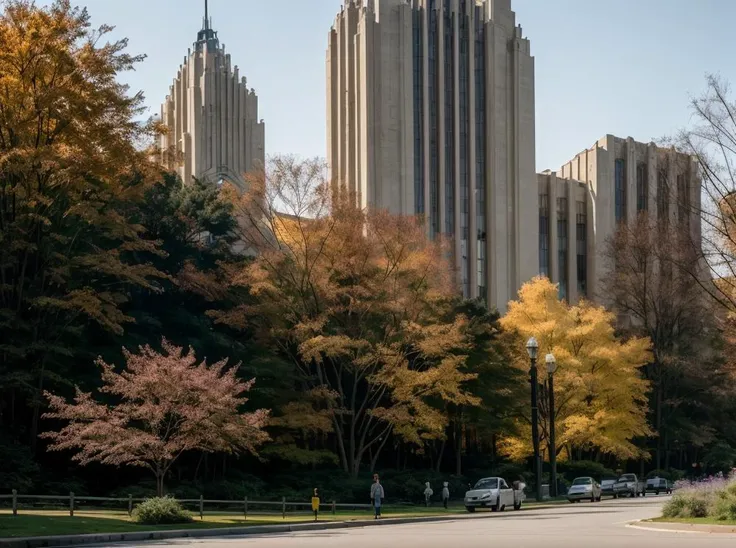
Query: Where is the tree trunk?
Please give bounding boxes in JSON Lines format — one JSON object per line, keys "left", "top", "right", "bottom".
{"left": 436, "top": 437, "right": 447, "bottom": 473}
{"left": 455, "top": 423, "right": 463, "bottom": 476}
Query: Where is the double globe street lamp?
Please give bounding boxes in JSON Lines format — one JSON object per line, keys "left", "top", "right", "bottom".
{"left": 546, "top": 353, "right": 557, "bottom": 498}
{"left": 526, "top": 337, "right": 542, "bottom": 502}
{"left": 526, "top": 337, "right": 559, "bottom": 501}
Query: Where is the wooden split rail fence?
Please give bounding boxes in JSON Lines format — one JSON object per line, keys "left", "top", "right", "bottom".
{"left": 0, "top": 491, "right": 374, "bottom": 520}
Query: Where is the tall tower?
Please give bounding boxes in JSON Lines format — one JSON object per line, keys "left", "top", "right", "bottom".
{"left": 326, "top": 0, "right": 536, "bottom": 312}
{"left": 160, "top": 1, "right": 265, "bottom": 189}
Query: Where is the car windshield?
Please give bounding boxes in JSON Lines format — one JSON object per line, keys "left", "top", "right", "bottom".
{"left": 647, "top": 479, "right": 657, "bottom": 485}
{"left": 619, "top": 474, "right": 635, "bottom": 482}
{"left": 572, "top": 478, "right": 592, "bottom": 485}
{"left": 601, "top": 479, "right": 614, "bottom": 484}
{"left": 474, "top": 479, "right": 498, "bottom": 490}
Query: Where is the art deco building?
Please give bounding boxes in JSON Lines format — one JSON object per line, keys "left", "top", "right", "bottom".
{"left": 327, "top": 0, "right": 536, "bottom": 312}
{"left": 159, "top": 2, "right": 265, "bottom": 189}
{"left": 538, "top": 135, "right": 701, "bottom": 304}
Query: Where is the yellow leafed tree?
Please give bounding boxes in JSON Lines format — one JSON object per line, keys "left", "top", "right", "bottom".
{"left": 499, "top": 277, "right": 652, "bottom": 462}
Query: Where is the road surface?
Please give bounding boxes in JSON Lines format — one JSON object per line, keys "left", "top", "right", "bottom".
{"left": 110, "top": 497, "right": 736, "bottom": 547}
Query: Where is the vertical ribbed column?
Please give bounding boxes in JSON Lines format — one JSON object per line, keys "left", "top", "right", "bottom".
{"left": 548, "top": 172, "right": 558, "bottom": 283}
{"left": 566, "top": 179, "right": 577, "bottom": 304}
{"left": 422, "top": 1, "right": 431, "bottom": 230}
{"left": 452, "top": 0, "right": 462, "bottom": 294}
{"left": 467, "top": 0, "right": 477, "bottom": 299}
{"left": 437, "top": 0, "right": 446, "bottom": 237}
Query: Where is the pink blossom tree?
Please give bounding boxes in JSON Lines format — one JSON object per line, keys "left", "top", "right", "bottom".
{"left": 41, "top": 339, "right": 270, "bottom": 496}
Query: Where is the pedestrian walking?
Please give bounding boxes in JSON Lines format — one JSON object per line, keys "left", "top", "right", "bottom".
{"left": 371, "top": 474, "right": 385, "bottom": 519}
{"left": 423, "top": 482, "right": 434, "bottom": 507}
{"left": 442, "top": 482, "right": 450, "bottom": 509}
{"left": 311, "top": 488, "right": 320, "bottom": 522}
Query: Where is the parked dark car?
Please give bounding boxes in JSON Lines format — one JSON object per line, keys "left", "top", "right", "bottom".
{"left": 646, "top": 478, "right": 672, "bottom": 495}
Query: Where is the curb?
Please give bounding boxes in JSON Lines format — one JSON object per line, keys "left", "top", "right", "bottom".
{"left": 626, "top": 519, "right": 736, "bottom": 535}
{"left": 0, "top": 504, "right": 564, "bottom": 548}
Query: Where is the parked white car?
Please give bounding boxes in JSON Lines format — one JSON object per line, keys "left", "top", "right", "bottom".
{"left": 464, "top": 477, "right": 523, "bottom": 512}
{"left": 567, "top": 477, "right": 602, "bottom": 503}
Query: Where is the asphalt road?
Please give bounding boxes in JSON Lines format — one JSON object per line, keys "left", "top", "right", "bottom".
{"left": 112, "top": 497, "right": 736, "bottom": 548}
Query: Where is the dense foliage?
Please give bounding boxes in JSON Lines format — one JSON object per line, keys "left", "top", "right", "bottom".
{"left": 1, "top": 1, "right": 736, "bottom": 502}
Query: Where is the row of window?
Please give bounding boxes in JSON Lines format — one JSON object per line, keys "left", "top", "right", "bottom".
{"left": 538, "top": 193, "right": 587, "bottom": 300}
{"left": 412, "top": 4, "right": 488, "bottom": 301}
{"left": 615, "top": 159, "right": 691, "bottom": 223}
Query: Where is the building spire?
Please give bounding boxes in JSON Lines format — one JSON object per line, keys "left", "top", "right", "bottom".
{"left": 204, "top": 0, "right": 209, "bottom": 29}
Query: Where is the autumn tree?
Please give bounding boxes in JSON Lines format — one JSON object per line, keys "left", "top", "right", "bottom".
{"left": 673, "top": 75, "right": 736, "bottom": 312}
{"left": 42, "top": 339, "right": 269, "bottom": 496}
{"left": 499, "top": 278, "right": 652, "bottom": 463}
{"left": 0, "top": 0, "right": 164, "bottom": 449}
{"left": 601, "top": 213, "right": 728, "bottom": 470}
{"left": 442, "top": 300, "right": 525, "bottom": 475}
{"left": 214, "top": 156, "right": 480, "bottom": 477}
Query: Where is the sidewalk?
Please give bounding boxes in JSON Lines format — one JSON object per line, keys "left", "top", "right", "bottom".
{"left": 0, "top": 501, "right": 563, "bottom": 548}
{"left": 631, "top": 520, "right": 736, "bottom": 535}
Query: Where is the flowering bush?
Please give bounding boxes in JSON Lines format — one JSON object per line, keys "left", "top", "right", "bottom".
{"left": 663, "top": 474, "right": 736, "bottom": 521}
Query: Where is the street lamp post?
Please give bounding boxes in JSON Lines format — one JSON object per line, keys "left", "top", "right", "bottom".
{"left": 546, "top": 353, "right": 557, "bottom": 498}
{"left": 526, "top": 337, "right": 542, "bottom": 502}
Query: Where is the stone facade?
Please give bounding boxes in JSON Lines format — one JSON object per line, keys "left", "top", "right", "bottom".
{"left": 327, "top": 0, "right": 536, "bottom": 312}
{"left": 539, "top": 135, "right": 701, "bottom": 304}
{"left": 159, "top": 6, "right": 265, "bottom": 190}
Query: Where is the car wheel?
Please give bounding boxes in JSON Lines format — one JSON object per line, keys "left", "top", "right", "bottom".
{"left": 491, "top": 498, "right": 500, "bottom": 512}
{"left": 613, "top": 494, "right": 618, "bottom": 499}
{"left": 590, "top": 495, "right": 595, "bottom": 503}
{"left": 641, "top": 491, "right": 646, "bottom": 497}
{"left": 655, "top": 491, "right": 659, "bottom": 496}
{"left": 514, "top": 502, "right": 521, "bottom": 511}
{"left": 465, "top": 506, "right": 475, "bottom": 513}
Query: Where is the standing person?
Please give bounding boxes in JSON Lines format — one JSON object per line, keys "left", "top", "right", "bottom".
{"left": 442, "top": 482, "right": 450, "bottom": 509}
{"left": 423, "top": 482, "right": 434, "bottom": 507}
{"left": 371, "top": 474, "right": 385, "bottom": 519}
{"left": 311, "top": 488, "right": 320, "bottom": 522}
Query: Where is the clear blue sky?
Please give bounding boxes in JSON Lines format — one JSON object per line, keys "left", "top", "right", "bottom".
{"left": 65, "top": 0, "right": 736, "bottom": 172}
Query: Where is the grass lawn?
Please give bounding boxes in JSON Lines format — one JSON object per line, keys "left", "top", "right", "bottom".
{"left": 0, "top": 507, "right": 458, "bottom": 538}
{"left": 649, "top": 516, "right": 736, "bottom": 526}
{"left": 0, "top": 499, "right": 565, "bottom": 538}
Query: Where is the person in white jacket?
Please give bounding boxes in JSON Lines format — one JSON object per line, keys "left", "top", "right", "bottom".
{"left": 442, "top": 482, "right": 450, "bottom": 509}
{"left": 424, "top": 482, "right": 434, "bottom": 507}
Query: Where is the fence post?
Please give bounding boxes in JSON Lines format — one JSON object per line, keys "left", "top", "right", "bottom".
{"left": 69, "top": 492, "right": 75, "bottom": 517}
{"left": 128, "top": 494, "right": 133, "bottom": 516}
{"left": 332, "top": 500, "right": 336, "bottom": 516}
{"left": 282, "top": 496, "right": 286, "bottom": 519}
{"left": 244, "top": 496, "right": 248, "bottom": 520}
{"left": 11, "top": 490, "right": 17, "bottom": 516}
{"left": 199, "top": 495, "right": 204, "bottom": 521}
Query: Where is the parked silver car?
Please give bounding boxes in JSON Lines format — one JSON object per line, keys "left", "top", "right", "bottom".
{"left": 464, "top": 477, "right": 524, "bottom": 512}
{"left": 567, "top": 477, "right": 602, "bottom": 503}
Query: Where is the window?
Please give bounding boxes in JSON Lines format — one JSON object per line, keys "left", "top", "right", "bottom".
{"left": 539, "top": 193, "right": 549, "bottom": 277}
{"left": 443, "top": 6, "right": 454, "bottom": 236}
{"left": 428, "top": 7, "right": 439, "bottom": 239}
{"left": 475, "top": 8, "right": 486, "bottom": 299}
{"left": 557, "top": 197, "right": 568, "bottom": 301}
{"left": 412, "top": 9, "right": 424, "bottom": 215}
{"left": 657, "top": 169, "right": 669, "bottom": 222}
{"left": 615, "top": 158, "right": 626, "bottom": 223}
{"left": 576, "top": 200, "right": 587, "bottom": 297}
{"left": 459, "top": 9, "right": 469, "bottom": 297}
{"left": 636, "top": 163, "right": 647, "bottom": 212}
{"left": 677, "top": 174, "right": 690, "bottom": 223}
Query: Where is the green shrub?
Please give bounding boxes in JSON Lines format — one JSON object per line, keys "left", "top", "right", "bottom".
{"left": 662, "top": 492, "right": 709, "bottom": 519}
{"left": 132, "top": 497, "right": 192, "bottom": 525}
{"left": 713, "top": 482, "right": 736, "bottom": 521}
